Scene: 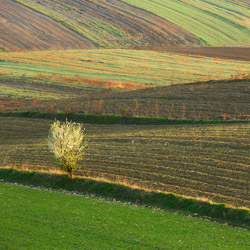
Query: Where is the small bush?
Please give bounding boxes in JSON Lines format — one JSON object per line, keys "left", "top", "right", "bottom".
{"left": 47, "top": 120, "right": 87, "bottom": 178}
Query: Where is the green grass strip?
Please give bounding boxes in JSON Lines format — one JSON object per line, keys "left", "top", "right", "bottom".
{"left": 0, "top": 168, "right": 249, "bottom": 229}
{"left": 0, "top": 111, "right": 249, "bottom": 125}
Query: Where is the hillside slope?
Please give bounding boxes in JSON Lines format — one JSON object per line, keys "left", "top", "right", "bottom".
{"left": 0, "top": 0, "right": 96, "bottom": 51}
{"left": 1, "top": 0, "right": 201, "bottom": 51}
{"left": 1, "top": 0, "right": 250, "bottom": 51}
{"left": 2, "top": 0, "right": 250, "bottom": 51}
{"left": 123, "top": 0, "right": 250, "bottom": 46}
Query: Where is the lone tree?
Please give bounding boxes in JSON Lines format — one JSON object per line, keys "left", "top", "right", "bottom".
{"left": 47, "top": 119, "right": 87, "bottom": 178}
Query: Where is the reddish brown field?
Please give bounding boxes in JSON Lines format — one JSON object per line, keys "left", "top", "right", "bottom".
{"left": 0, "top": 0, "right": 95, "bottom": 51}
{"left": 141, "top": 46, "right": 250, "bottom": 61}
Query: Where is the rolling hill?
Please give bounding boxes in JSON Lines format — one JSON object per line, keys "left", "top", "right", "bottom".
{"left": 1, "top": 0, "right": 250, "bottom": 52}
{"left": 0, "top": 0, "right": 200, "bottom": 52}
{"left": 0, "top": 0, "right": 96, "bottom": 51}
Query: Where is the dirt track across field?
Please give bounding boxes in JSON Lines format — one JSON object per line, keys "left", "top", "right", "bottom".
{"left": 0, "top": 0, "right": 96, "bottom": 51}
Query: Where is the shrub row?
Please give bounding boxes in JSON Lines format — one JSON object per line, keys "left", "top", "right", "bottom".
{"left": 0, "top": 111, "right": 249, "bottom": 125}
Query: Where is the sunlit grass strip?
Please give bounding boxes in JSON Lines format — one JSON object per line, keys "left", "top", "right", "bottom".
{"left": 0, "top": 168, "right": 249, "bottom": 229}
{"left": 1, "top": 49, "right": 250, "bottom": 87}
{"left": 122, "top": 0, "right": 250, "bottom": 45}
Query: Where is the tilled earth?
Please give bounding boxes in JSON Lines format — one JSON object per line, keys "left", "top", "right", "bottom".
{"left": 1, "top": 117, "right": 249, "bottom": 208}
{"left": 32, "top": 80, "right": 250, "bottom": 120}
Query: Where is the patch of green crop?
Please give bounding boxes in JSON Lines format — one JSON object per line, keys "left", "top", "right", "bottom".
{"left": 1, "top": 182, "right": 249, "bottom": 249}
{"left": 122, "top": 0, "right": 250, "bottom": 46}
{"left": 0, "top": 84, "right": 72, "bottom": 99}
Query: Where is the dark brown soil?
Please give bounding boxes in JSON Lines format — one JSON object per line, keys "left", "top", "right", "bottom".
{"left": 143, "top": 46, "right": 250, "bottom": 61}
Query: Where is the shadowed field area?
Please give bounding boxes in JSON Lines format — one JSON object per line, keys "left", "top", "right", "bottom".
{"left": 153, "top": 47, "right": 250, "bottom": 61}
{"left": 1, "top": 117, "right": 249, "bottom": 208}
{"left": 2, "top": 79, "right": 249, "bottom": 121}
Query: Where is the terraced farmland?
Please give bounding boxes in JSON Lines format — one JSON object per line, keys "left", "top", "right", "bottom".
{"left": 1, "top": 49, "right": 250, "bottom": 89}
{"left": 1, "top": 117, "right": 249, "bottom": 208}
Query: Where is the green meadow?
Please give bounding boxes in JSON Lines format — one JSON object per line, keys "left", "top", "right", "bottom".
{"left": 1, "top": 182, "right": 249, "bottom": 250}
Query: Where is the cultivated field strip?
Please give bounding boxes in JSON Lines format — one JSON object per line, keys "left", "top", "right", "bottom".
{"left": 50, "top": 80, "right": 250, "bottom": 120}
{"left": 0, "top": 118, "right": 249, "bottom": 208}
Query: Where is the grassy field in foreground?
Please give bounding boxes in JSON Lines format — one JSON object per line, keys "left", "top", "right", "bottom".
{"left": 1, "top": 182, "right": 249, "bottom": 250}
{"left": 1, "top": 49, "right": 250, "bottom": 90}
{"left": 1, "top": 117, "right": 249, "bottom": 208}
{"left": 123, "top": 0, "right": 250, "bottom": 46}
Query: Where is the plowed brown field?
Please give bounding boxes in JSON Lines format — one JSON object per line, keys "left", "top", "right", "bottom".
{"left": 1, "top": 117, "right": 249, "bottom": 208}
{"left": 160, "top": 47, "right": 250, "bottom": 62}
{"left": 0, "top": 0, "right": 96, "bottom": 51}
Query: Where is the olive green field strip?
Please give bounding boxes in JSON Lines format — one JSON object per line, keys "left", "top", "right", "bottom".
{"left": 1, "top": 117, "right": 249, "bottom": 209}
{"left": 123, "top": 0, "right": 250, "bottom": 46}
{"left": 0, "top": 78, "right": 104, "bottom": 101}
{"left": 1, "top": 50, "right": 250, "bottom": 91}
